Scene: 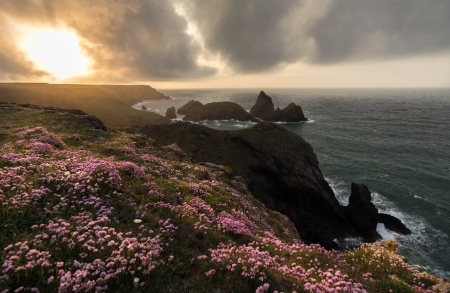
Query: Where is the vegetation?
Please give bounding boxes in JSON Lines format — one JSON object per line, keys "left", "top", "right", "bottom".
{"left": 0, "top": 102, "right": 439, "bottom": 292}
{"left": 0, "top": 83, "right": 170, "bottom": 127}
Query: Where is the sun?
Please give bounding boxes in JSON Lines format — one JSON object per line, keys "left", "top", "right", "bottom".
{"left": 20, "top": 28, "right": 90, "bottom": 80}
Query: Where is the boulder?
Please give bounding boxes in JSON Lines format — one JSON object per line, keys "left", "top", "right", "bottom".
{"left": 165, "top": 106, "right": 177, "bottom": 119}
{"left": 177, "top": 100, "right": 203, "bottom": 115}
{"left": 249, "top": 91, "right": 274, "bottom": 119}
{"left": 183, "top": 102, "right": 257, "bottom": 122}
{"left": 141, "top": 105, "right": 147, "bottom": 110}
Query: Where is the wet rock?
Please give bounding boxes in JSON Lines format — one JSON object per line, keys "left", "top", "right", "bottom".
{"left": 378, "top": 213, "right": 412, "bottom": 235}
{"left": 141, "top": 105, "right": 147, "bottom": 110}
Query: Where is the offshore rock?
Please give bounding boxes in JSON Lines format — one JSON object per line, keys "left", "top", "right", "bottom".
{"left": 177, "top": 100, "right": 203, "bottom": 115}
{"left": 249, "top": 91, "right": 307, "bottom": 122}
{"left": 141, "top": 105, "right": 147, "bottom": 110}
{"left": 165, "top": 106, "right": 177, "bottom": 119}
{"left": 183, "top": 102, "right": 257, "bottom": 122}
{"left": 378, "top": 213, "right": 412, "bottom": 235}
{"left": 344, "top": 183, "right": 381, "bottom": 242}
{"left": 249, "top": 91, "right": 274, "bottom": 119}
{"left": 268, "top": 103, "right": 307, "bottom": 122}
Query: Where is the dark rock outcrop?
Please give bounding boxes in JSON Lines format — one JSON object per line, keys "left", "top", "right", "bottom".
{"left": 165, "top": 106, "right": 177, "bottom": 119}
{"left": 268, "top": 103, "right": 307, "bottom": 122}
{"left": 127, "top": 122, "right": 411, "bottom": 248}
{"left": 249, "top": 91, "right": 274, "bottom": 119}
{"left": 378, "top": 213, "right": 412, "bottom": 235}
{"left": 249, "top": 91, "right": 307, "bottom": 122}
{"left": 343, "top": 183, "right": 381, "bottom": 242}
{"left": 183, "top": 102, "right": 257, "bottom": 122}
{"left": 141, "top": 105, "right": 147, "bottom": 110}
{"left": 177, "top": 100, "right": 203, "bottom": 115}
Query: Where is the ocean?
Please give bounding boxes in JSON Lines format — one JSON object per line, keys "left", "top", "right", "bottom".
{"left": 133, "top": 88, "right": 450, "bottom": 278}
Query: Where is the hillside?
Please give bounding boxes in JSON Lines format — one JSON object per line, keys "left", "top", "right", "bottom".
{"left": 0, "top": 83, "right": 170, "bottom": 127}
{"left": 0, "top": 101, "right": 443, "bottom": 293}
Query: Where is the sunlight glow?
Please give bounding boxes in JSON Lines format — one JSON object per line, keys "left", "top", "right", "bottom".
{"left": 20, "top": 28, "right": 90, "bottom": 80}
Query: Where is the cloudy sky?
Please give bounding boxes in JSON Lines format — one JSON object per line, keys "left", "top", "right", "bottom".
{"left": 1, "top": 0, "right": 449, "bottom": 88}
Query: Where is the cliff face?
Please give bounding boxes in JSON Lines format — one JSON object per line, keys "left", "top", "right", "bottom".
{"left": 128, "top": 122, "right": 410, "bottom": 248}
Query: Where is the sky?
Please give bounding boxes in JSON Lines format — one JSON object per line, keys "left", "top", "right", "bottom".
{"left": 1, "top": 0, "right": 449, "bottom": 88}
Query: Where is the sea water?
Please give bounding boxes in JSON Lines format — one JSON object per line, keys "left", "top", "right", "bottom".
{"left": 134, "top": 88, "right": 450, "bottom": 278}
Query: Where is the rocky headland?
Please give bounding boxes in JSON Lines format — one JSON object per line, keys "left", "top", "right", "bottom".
{"left": 128, "top": 121, "right": 410, "bottom": 249}
{"left": 0, "top": 100, "right": 444, "bottom": 292}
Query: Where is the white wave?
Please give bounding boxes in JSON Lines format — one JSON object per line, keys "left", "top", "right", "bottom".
{"left": 326, "top": 178, "right": 450, "bottom": 278}
{"left": 376, "top": 223, "right": 395, "bottom": 240}
{"left": 306, "top": 120, "right": 315, "bottom": 123}
{"left": 333, "top": 237, "right": 363, "bottom": 249}
{"left": 372, "top": 192, "right": 450, "bottom": 279}
{"left": 233, "top": 124, "right": 247, "bottom": 128}
{"left": 325, "top": 177, "right": 349, "bottom": 205}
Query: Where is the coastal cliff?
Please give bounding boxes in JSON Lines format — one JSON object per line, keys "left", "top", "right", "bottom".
{"left": 0, "top": 101, "right": 441, "bottom": 292}
{"left": 128, "top": 122, "right": 411, "bottom": 249}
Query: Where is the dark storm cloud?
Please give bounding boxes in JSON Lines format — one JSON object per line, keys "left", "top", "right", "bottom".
{"left": 309, "top": 0, "right": 450, "bottom": 63}
{"left": 1, "top": 0, "right": 449, "bottom": 81}
{"left": 184, "top": 0, "right": 450, "bottom": 71}
{"left": 0, "top": 0, "right": 216, "bottom": 81}
{"left": 183, "top": 0, "right": 308, "bottom": 73}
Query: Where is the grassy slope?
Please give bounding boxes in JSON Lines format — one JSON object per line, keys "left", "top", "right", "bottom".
{"left": 0, "top": 84, "right": 170, "bottom": 127}
{"left": 0, "top": 102, "right": 439, "bottom": 293}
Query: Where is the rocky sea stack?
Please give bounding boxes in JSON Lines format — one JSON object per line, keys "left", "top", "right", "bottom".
{"left": 129, "top": 121, "right": 411, "bottom": 249}
{"left": 165, "top": 106, "right": 177, "bottom": 119}
{"left": 249, "top": 91, "right": 274, "bottom": 119}
{"left": 250, "top": 91, "right": 307, "bottom": 122}
{"left": 182, "top": 101, "right": 257, "bottom": 122}
{"left": 177, "top": 100, "right": 203, "bottom": 115}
